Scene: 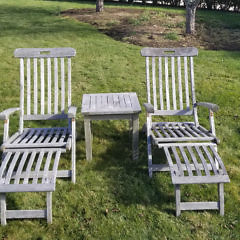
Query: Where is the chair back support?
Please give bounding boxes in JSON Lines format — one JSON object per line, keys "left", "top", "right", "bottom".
{"left": 141, "top": 47, "right": 198, "bottom": 116}
{"left": 14, "top": 48, "right": 76, "bottom": 132}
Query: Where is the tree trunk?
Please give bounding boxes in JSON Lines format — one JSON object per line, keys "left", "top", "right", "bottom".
{"left": 185, "top": 0, "right": 200, "bottom": 34}
{"left": 96, "top": 0, "right": 104, "bottom": 12}
{"left": 186, "top": 5, "right": 196, "bottom": 34}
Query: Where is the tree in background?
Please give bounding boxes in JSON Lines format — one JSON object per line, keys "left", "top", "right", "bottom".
{"left": 185, "top": 0, "right": 201, "bottom": 34}
{"left": 96, "top": 0, "right": 104, "bottom": 12}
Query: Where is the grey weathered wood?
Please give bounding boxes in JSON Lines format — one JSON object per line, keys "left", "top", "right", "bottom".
{"left": 54, "top": 57, "right": 58, "bottom": 114}
{"left": 175, "top": 185, "right": 181, "bottom": 216}
{"left": 40, "top": 58, "right": 45, "bottom": 114}
{"left": 218, "top": 183, "right": 224, "bottom": 216}
{"left": 180, "top": 202, "right": 219, "bottom": 211}
{"left": 84, "top": 118, "right": 92, "bottom": 161}
{"left": 81, "top": 92, "right": 141, "bottom": 161}
{"left": 20, "top": 58, "right": 24, "bottom": 133}
{"left": 14, "top": 48, "right": 76, "bottom": 58}
{"left": 0, "top": 149, "right": 62, "bottom": 224}
{"left": 0, "top": 48, "right": 77, "bottom": 184}
{"left": 141, "top": 47, "right": 198, "bottom": 57}
{"left": 171, "top": 57, "right": 177, "bottom": 110}
{"left": 177, "top": 57, "right": 183, "bottom": 110}
{"left": 61, "top": 58, "right": 65, "bottom": 112}
{"left": 132, "top": 114, "right": 139, "bottom": 160}
{"left": 6, "top": 210, "right": 46, "bottom": 219}
{"left": 47, "top": 58, "right": 52, "bottom": 114}
{"left": 162, "top": 144, "right": 229, "bottom": 215}
{"left": 0, "top": 194, "right": 6, "bottom": 225}
{"left": 47, "top": 192, "right": 52, "bottom": 223}
{"left": 68, "top": 58, "right": 71, "bottom": 107}
{"left": 34, "top": 58, "right": 38, "bottom": 114}
{"left": 152, "top": 57, "right": 157, "bottom": 110}
{"left": 27, "top": 58, "right": 31, "bottom": 115}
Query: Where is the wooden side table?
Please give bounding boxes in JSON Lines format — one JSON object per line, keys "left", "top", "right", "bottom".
{"left": 81, "top": 92, "right": 141, "bottom": 161}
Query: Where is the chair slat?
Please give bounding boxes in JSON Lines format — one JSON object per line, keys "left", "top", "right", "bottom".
{"left": 27, "top": 58, "right": 31, "bottom": 115}
{"left": 20, "top": 129, "right": 37, "bottom": 144}
{"left": 33, "top": 152, "right": 45, "bottom": 184}
{"left": 68, "top": 58, "right": 71, "bottom": 107}
{"left": 14, "top": 152, "right": 28, "bottom": 184}
{"left": 61, "top": 58, "right": 65, "bottom": 112}
{"left": 27, "top": 129, "right": 42, "bottom": 144}
{"left": 194, "top": 146, "right": 210, "bottom": 176}
{"left": 47, "top": 58, "right": 52, "bottom": 114}
{"left": 23, "top": 152, "right": 36, "bottom": 184}
{"left": 171, "top": 57, "right": 177, "bottom": 110}
{"left": 5, "top": 152, "right": 20, "bottom": 184}
{"left": 177, "top": 124, "right": 193, "bottom": 137}
{"left": 0, "top": 152, "right": 12, "bottom": 179}
{"left": 172, "top": 146, "right": 184, "bottom": 176}
{"left": 158, "top": 57, "right": 164, "bottom": 110}
{"left": 165, "top": 57, "right": 170, "bottom": 110}
{"left": 209, "top": 146, "right": 228, "bottom": 175}
{"left": 179, "top": 146, "right": 193, "bottom": 177}
{"left": 40, "top": 58, "right": 45, "bottom": 114}
{"left": 51, "top": 151, "right": 61, "bottom": 183}
{"left": 34, "top": 58, "right": 38, "bottom": 114}
{"left": 177, "top": 57, "right": 183, "bottom": 110}
{"left": 186, "top": 146, "right": 202, "bottom": 176}
{"left": 146, "top": 57, "right": 151, "bottom": 103}
{"left": 152, "top": 57, "right": 157, "bottom": 110}
{"left": 202, "top": 146, "right": 218, "bottom": 175}
{"left": 164, "top": 123, "right": 178, "bottom": 138}
{"left": 183, "top": 123, "right": 200, "bottom": 137}
{"left": 42, "top": 151, "right": 53, "bottom": 184}
{"left": 184, "top": 57, "right": 190, "bottom": 108}
{"left": 20, "top": 58, "right": 24, "bottom": 132}
{"left": 54, "top": 58, "right": 58, "bottom": 114}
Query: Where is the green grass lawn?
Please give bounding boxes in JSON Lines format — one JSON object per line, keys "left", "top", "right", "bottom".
{"left": 0, "top": 0, "right": 240, "bottom": 239}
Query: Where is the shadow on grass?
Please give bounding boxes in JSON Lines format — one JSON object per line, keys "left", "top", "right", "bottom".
{"left": 82, "top": 120, "right": 175, "bottom": 215}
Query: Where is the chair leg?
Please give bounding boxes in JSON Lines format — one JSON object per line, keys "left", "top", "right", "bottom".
{"left": 218, "top": 183, "right": 224, "bottom": 216}
{"left": 46, "top": 192, "right": 52, "bottom": 224}
{"left": 0, "top": 193, "right": 6, "bottom": 225}
{"left": 84, "top": 118, "right": 92, "bottom": 161}
{"left": 147, "top": 136, "right": 153, "bottom": 178}
{"left": 175, "top": 184, "right": 181, "bottom": 217}
{"left": 132, "top": 114, "right": 139, "bottom": 161}
{"left": 71, "top": 118, "right": 76, "bottom": 184}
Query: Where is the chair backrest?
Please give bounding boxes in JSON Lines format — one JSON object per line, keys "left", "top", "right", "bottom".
{"left": 141, "top": 47, "right": 198, "bottom": 117}
{"left": 14, "top": 48, "right": 76, "bottom": 131}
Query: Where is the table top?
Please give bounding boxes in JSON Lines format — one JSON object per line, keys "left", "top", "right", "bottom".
{"left": 81, "top": 92, "right": 141, "bottom": 115}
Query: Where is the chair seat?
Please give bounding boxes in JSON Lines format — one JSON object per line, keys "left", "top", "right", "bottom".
{"left": 163, "top": 143, "right": 230, "bottom": 185}
{"left": 2, "top": 127, "right": 71, "bottom": 150}
{"left": 0, "top": 149, "right": 63, "bottom": 193}
{"left": 151, "top": 122, "right": 216, "bottom": 144}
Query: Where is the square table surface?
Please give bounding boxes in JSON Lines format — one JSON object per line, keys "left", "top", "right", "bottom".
{"left": 81, "top": 92, "right": 141, "bottom": 116}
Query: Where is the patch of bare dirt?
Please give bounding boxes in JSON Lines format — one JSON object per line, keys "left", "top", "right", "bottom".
{"left": 61, "top": 8, "right": 240, "bottom": 50}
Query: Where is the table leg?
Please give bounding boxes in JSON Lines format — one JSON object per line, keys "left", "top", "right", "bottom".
{"left": 132, "top": 114, "right": 139, "bottom": 160}
{"left": 84, "top": 118, "right": 92, "bottom": 161}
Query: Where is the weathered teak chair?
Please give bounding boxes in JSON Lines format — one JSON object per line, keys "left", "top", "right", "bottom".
{"left": 141, "top": 47, "right": 230, "bottom": 216}
{"left": 0, "top": 48, "right": 77, "bottom": 183}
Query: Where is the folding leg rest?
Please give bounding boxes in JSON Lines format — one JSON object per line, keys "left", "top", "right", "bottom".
{"left": 0, "top": 148, "right": 64, "bottom": 225}
{"left": 162, "top": 143, "right": 230, "bottom": 216}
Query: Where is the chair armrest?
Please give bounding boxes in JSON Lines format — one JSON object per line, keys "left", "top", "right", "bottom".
{"left": 0, "top": 108, "right": 20, "bottom": 120}
{"left": 195, "top": 102, "right": 219, "bottom": 112}
{"left": 68, "top": 106, "right": 77, "bottom": 118}
{"left": 143, "top": 103, "right": 154, "bottom": 113}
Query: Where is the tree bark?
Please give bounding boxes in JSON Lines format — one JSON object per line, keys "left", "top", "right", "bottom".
{"left": 96, "top": 0, "right": 104, "bottom": 12}
{"left": 185, "top": 0, "right": 200, "bottom": 34}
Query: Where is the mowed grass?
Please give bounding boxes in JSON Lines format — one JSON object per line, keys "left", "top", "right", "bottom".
{"left": 0, "top": 0, "right": 240, "bottom": 239}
